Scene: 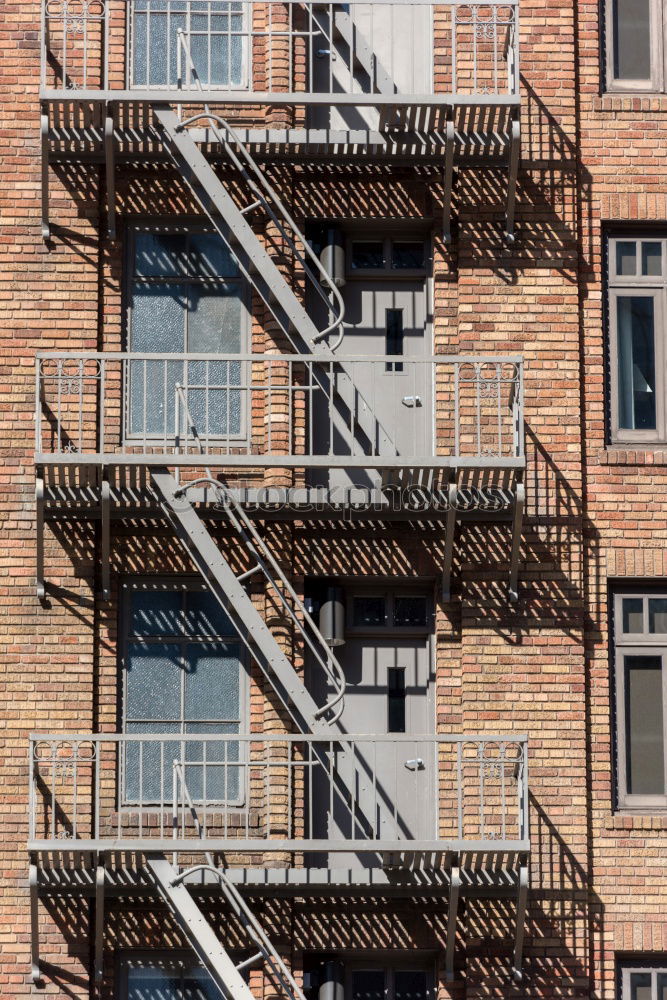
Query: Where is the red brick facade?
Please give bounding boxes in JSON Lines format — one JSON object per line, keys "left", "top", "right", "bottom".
{"left": 1, "top": 0, "right": 666, "bottom": 996}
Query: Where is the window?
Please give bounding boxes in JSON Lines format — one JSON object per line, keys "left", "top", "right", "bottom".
{"left": 130, "top": 0, "right": 248, "bottom": 89}
{"left": 608, "top": 236, "right": 667, "bottom": 443}
{"left": 619, "top": 962, "right": 667, "bottom": 1000}
{"left": 128, "top": 227, "right": 248, "bottom": 443}
{"left": 614, "top": 592, "right": 667, "bottom": 809}
{"left": 385, "top": 308, "right": 404, "bottom": 372}
{"left": 348, "top": 236, "right": 429, "bottom": 276}
{"left": 346, "top": 964, "right": 435, "bottom": 1000}
{"left": 121, "top": 581, "right": 246, "bottom": 805}
{"left": 349, "top": 592, "right": 431, "bottom": 633}
{"left": 120, "top": 954, "right": 224, "bottom": 999}
{"left": 606, "top": 0, "right": 663, "bottom": 91}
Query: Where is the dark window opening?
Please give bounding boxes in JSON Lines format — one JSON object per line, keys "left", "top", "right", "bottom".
{"left": 386, "top": 309, "right": 404, "bottom": 372}
{"left": 387, "top": 667, "right": 406, "bottom": 733}
{"left": 392, "top": 242, "right": 425, "bottom": 270}
{"left": 351, "top": 241, "right": 385, "bottom": 270}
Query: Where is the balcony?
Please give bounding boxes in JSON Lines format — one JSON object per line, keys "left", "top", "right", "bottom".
{"left": 29, "top": 731, "right": 529, "bottom": 860}
{"left": 35, "top": 351, "right": 524, "bottom": 473}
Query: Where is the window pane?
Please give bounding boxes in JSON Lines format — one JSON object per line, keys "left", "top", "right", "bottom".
{"left": 186, "top": 590, "right": 235, "bottom": 635}
{"left": 184, "top": 359, "right": 243, "bottom": 438}
{"left": 394, "top": 596, "right": 428, "bottom": 627}
{"left": 130, "top": 590, "right": 183, "bottom": 636}
{"left": 188, "top": 283, "right": 243, "bottom": 353}
{"left": 649, "top": 598, "right": 667, "bottom": 633}
{"left": 392, "top": 242, "right": 425, "bottom": 269}
{"left": 127, "top": 965, "right": 182, "bottom": 1000}
{"left": 629, "top": 973, "right": 652, "bottom": 1000}
{"left": 189, "top": 233, "right": 241, "bottom": 278}
{"left": 657, "top": 973, "right": 667, "bottom": 1000}
{"left": 184, "top": 642, "right": 241, "bottom": 720}
{"left": 126, "top": 642, "right": 182, "bottom": 721}
{"left": 613, "top": 0, "right": 651, "bottom": 81}
{"left": 625, "top": 654, "right": 665, "bottom": 795}
{"left": 352, "top": 596, "right": 386, "bottom": 627}
{"left": 385, "top": 308, "right": 404, "bottom": 373}
{"left": 184, "top": 722, "right": 241, "bottom": 801}
{"left": 616, "top": 241, "right": 637, "bottom": 276}
{"left": 351, "top": 242, "right": 384, "bottom": 270}
{"left": 134, "top": 232, "right": 187, "bottom": 277}
{"left": 617, "top": 296, "right": 656, "bottom": 431}
{"left": 642, "top": 241, "right": 662, "bottom": 276}
{"left": 129, "top": 358, "right": 184, "bottom": 438}
{"left": 622, "top": 597, "right": 644, "bottom": 633}
{"left": 131, "top": 284, "right": 186, "bottom": 352}
{"left": 395, "top": 971, "right": 429, "bottom": 1000}
{"left": 124, "top": 721, "right": 180, "bottom": 803}
{"left": 351, "top": 970, "right": 385, "bottom": 1000}
{"left": 387, "top": 667, "right": 406, "bottom": 733}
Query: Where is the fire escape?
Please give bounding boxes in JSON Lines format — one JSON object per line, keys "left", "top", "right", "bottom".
{"left": 31, "top": 0, "right": 529, "bottom": 994}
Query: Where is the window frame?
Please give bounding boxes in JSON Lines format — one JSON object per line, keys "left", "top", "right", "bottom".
{"left": 345, "top": 588, "right": 434, "bottom": 638}
{"left": 605, "top": 0, "right": 664, "bottom": 93}
{"left": 607, "top": 234, "right": 667, "bottom": 445}
{"left": 619, "top": 961, "right": 667, "bottom": 1000}
{"left": 344, "top": 958, "right": 436, "bottom": 1000}
{"left": 118, "top": 950, "right": 248, "bottom": 999}
{"left": 119, "top": 577, "right": 249, "bottom": 808}
{"left": 345, "top": 233, "right": 432, "bottom": 280}
{"left": 613, "top": 590, "right": 667, "bottom": 811}
{"left": 125, "top": 222, "right": 251, "bottom": 446}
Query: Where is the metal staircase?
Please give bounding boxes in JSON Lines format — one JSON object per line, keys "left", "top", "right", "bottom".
{"left": 152, "top": 468, "right": 345, "bottom": 733}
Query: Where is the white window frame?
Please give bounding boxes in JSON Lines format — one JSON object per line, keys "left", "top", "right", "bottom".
{"left": 614, "top": 591, "right": 667, "bottom": 811}
{"left": 605, "top": 0, "right": 665, "bottom": 92}
{"left": 120, "top": 577, "right": 248, "bottom": 808}
{"left": 619, "top": 962, "right": 667, "bottom": 999}
{"left": 607, "top": 235, "right": 667, "bottom": 445}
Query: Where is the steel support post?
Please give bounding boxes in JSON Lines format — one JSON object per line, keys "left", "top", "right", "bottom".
{"left": 441, "top": 479, "right": 458, "bottom": 602}
{"left": 100, "top": 478, "right": 110, "bottom": 601}
{"left": 94, "top": 862, "right": 105, "bottom": 984}
{"left": 445, "top": 861, "right": 461, "bottom": 981}
{"left": 442, "top": 120, "right": 455, "bottom": 244}
{"left": 511, "top": 860, "right": 529, "bottom": 982}
{"left": 41, "top": 112, "right": 50, "bottom": 240}
{"left": 508, "top": 479, "right": 524, "bottom": 602}
{"left": 505, "top": 118, "right": 521, "bottom": 243}
{"left": 30, "top": 863, "right": 41, "bottom": 983}
{"left": 104, "top": 107, "right": 116, "bottom": 240}
{"left": 36, "top": 476, "right": 45, "bottom": 600}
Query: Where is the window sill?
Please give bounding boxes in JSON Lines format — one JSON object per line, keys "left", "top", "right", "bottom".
{"left": 593, "top": 93, "right": 667, "bottom": 113}
{"left": 599, "top": 447, "right": 667, "bottom": 466}
{"left": 604, "top": 813, "right": 667, "bottom": 832}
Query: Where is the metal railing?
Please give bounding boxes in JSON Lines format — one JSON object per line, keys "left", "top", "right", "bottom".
{"left": 29, "top": 733, "right": 529, "bottom": 851}
{"left": 35, "top": 352, "right": 524, "bottom": 468}
{"left": 40, "top": 1, "right": 520, "bottom": 101}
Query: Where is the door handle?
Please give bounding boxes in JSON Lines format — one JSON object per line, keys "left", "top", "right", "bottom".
{"left": 402, "top": 395, "right": 422, "bottom": 407}
{"left": 404, "top": 758, "right": 425, "bottom": 771}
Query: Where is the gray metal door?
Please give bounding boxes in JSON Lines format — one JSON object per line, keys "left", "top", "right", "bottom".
{"left": 309, "top": 629, "right": 434, "bottom": 866}
{"left": 310, "top": 279, "right": 431, "bottom": 488}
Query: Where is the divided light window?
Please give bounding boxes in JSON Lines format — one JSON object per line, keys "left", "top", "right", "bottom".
{"left": 607, "top": 235, "right": 667, "bottom": 444}
{"left": 606, "top": 0, "right": 665, "bottom": 91}
{"left": 614, "top": 592, "right": 667, "bottom": 810}
{"left": 619, "top": 963, "right": 667, "bottom": 1000}
{"left": 127, "top": 227, "right": 247, "bottom": 443}
{"left": 120, "top": 954, "right": 220, "bottom": 999}
{"left": 121, "top": 581, "right": 246, "bottom": 806}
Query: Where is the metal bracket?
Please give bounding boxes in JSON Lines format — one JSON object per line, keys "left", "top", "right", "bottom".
{"left": 36, "top": 476, "right": 45, "bottom": 600}
{"left": 441, "top": 479, "right": 458, "bottom": 602}
{"left": 511, "top": 860, "right": 529, "bottom": 982}
{"left": 508, "top": 479, "right": 524, "bottom": 602}
{"left": 442, "top": 119, "right": 455, "bottom": 244}
{"left": 100, "top": 478, "right": 110, "bottom": 601}
{"left": 445, "top": 861, "right": 461, "bottom": 981}
{"left": 41, "top": 112, "right": 50, "bottom": 240}
{"left": 94, "top": 862, "right": 105, "bottom": 984}
{"left": 504, "top": 118, "right": 521, "bottom": 244}
{"left": 30, "top": 863, "right": 41, "bottom": 984}
{"left": 104, "top": 107, "right": 116, "bottom": 240}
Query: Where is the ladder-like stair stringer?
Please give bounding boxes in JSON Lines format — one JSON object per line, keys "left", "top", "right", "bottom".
{"left": 153, "top": 106, "right": 399, "bottom": 461}
{"left": 147, "top": 856, "right": 307, "bottom": 1000}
